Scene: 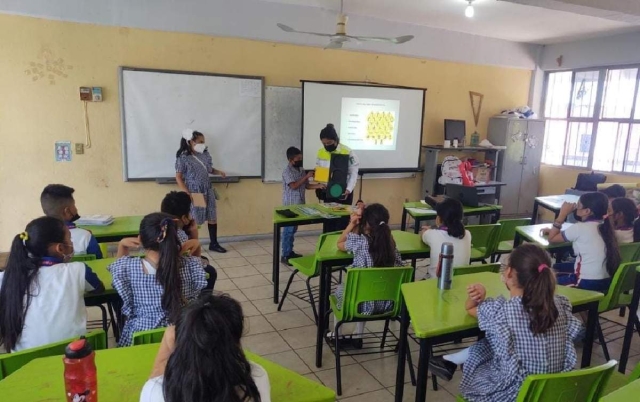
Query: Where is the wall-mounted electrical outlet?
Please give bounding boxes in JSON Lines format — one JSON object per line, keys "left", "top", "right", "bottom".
{"left": 91, "top": 87, "right": 103, "bottom": 102}
{"left": 75, "top": 143, "right": 84, "bottom": 154}
{"left": 79, "top": 87, "right": 92, "bottom": 101}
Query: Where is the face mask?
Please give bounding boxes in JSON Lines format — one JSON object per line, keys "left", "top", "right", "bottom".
{"left": 193, "top": 143, "right": 207, "bottom": 154}
{"left": 70, "top": 213, "right": 81, "bottom": 222}
{"left": 293, "top": 160, "right": 303, "bottom": 168}
{"left": 324, "top": 143, "right": 337, "bottom": 153}
{"left": 61, "top": 244, "right": 74, "bottom": 263}
{"left": 573, "top": 210, "right": 583, "bottom": 222}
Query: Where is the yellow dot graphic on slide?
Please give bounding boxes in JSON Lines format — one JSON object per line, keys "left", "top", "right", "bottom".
{"left": 366, "top": 111, "right": 395, "bottom": 144}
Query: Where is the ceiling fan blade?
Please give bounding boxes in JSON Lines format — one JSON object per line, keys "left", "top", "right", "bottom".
{"left": 347, "top": 34, "right": 414, "bottom": 44}
{"left": 325, "top": 41, "right": 343, "bottom": 49}
{"left": 276, "top": 23, "right": 334, "bottom": 37}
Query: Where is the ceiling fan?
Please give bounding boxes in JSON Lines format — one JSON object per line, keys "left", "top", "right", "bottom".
{"left": 276, "top": 0, "right": 414, "bottom": 49}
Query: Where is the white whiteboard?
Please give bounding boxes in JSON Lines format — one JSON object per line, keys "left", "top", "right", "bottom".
{"left": 264, "top": 86, "right": 302, "bottom": 183}
{"left": 120, "top": 68, "right": 264, "bottom": 180}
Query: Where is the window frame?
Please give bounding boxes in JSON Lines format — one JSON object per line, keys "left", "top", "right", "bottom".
{"left": 541, "top": 64, "right": 640, "bottom": 175}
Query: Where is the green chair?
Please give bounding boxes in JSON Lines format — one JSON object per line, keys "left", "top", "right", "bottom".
{"left": 278, "top": 231, "right": 343, "bottom": 323}
{"left": 456, "top": 360, "right": 616, "bottom": 402}
{"left": 619, "top": 243, "right": 640, "bottom": 263}
{"left": 0, "top": 329, "right": 107, "bottom": 381}
{"left": 491, "top": 218, "right": 532, "bottom": 262}
{"left": 603, "top": 361, "right": 640, "bottom": 396}
{"left": 328, "top": 266, "right": 414, "bottom": 395}
{"left": 595, "top": 262, "right": 640, "bottom": 362}
{"left": 467, "top": 224, "right": 501, "bottom": 263}
{"left": 132, "top": 327, "right": 167, "bottom": 346}
{"left": 71, "top": 254, "right": 97, "bottom": 262}
{"left": 453, "top": 263, "right": 501, "bottom": 276}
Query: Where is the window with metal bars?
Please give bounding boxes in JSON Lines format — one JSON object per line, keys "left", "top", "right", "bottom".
{"left": 542, "top": 66, "right": 640, "bottom": 174}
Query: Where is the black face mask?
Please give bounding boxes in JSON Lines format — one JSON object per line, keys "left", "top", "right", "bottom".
{"left": 293, "top": 160, "right": 303, "bottom": 168}
{"left": 324, "top": 144, "right": 337, "bottom": 153}
{"left": 572, "top": 211, "right": 582, "bottom": 222}
{"left": 70, "top": 213, "right": 81, "bottom": 223}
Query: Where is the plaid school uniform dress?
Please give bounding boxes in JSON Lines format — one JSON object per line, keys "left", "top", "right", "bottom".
{"left": 108, "top": 256, "right": 207, "bottom": 347}
{"left": 460, "top": 295, "right": 582, "bottom": 402}
{"left": 175, "top": 151, "right": 216, "bottom": 224}
{"left": 334, "top": 233, "right": 403, "bottom": 315}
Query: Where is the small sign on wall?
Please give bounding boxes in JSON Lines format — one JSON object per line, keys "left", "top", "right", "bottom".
{"left": 55, "top": 141, "right": 72, "bottom": 162}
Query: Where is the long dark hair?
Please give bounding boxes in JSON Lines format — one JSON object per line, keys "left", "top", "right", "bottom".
{"left": 175, "top": 130, "right": 204, "bottom": 158}
{"left": 163, "top": 294, "right": 261, "bottom": 402}
{"left": 0, "top": 217, "right": 67, "bottom": 352}
{"left": 436, "top": 198, "right": 466, "bottom": 239}
{"left": 319, "top": 124, "right": 339, "bottom": 143}
{"left": 580, "top": 192, "right": 621, "bottom": 276}
{"left": 360, "top": 203, "right": 397, "bottom": 267}
{"left": 611, "top": 197, "right": 638, "bottom": 228}
{"left": 139, "top": 213, "right": 183, "bottom": 323}
{"left": 509, "top": 244, "right": 558, "bottom": 335}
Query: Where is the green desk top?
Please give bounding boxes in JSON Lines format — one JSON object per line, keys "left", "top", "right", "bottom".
{"left": 85, "top": 257, "right": 116, "bottom": 296}
{"left": 79, "top": 216, "right": 143, "bottom": 239}
{"left": 515, "top": 223, "right": 573, "bottom": 250}
{"left": 601, "top": 378, "right": 640, "bottom": 401}
{"left": 535, "top": 194, "right": 580, "bottom": 211}
{"left": 401, "top": 272, "right": 603, "bottom": 339}
{"left": 316, "top": 230, "right": 429, "bottom": 262}
{"left": 273, "top": 204, "right": 351, "bottom": 224}
{"left": 0, "top": 343, "right": 335, "bottom": 402}
{"left": 403, "top": 201, "right": 502, "bottom": 218}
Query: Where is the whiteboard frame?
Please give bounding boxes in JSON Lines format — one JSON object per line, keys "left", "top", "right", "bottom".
{"left": 119, "top": 66, "right": 265, "bottom": 181}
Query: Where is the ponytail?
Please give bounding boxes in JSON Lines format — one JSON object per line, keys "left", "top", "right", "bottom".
{"left": 599, "top": 219, "right": 621, "bottom": 277}
{"left": 510, "top": 244, "right": 558, "bottom": 335}
{"left": 175, "top": 130, "right": 204, "bottom": 158}
{"left": 0, "top": 217, "right": 66, "bottom": 352}
{"left": 361, "top": 203, "right": 397, "bottom": 267}
{"left": 436, "top": 198, "right": 466, "bottom": 239}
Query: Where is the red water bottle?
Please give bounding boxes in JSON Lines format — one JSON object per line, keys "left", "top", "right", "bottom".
{"left": 63, "top": 337, "right": 98, "bottom": 402}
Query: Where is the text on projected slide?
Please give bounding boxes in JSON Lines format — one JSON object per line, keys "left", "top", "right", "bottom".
{"left": 340, "top": 97, "right": 400, "bottom": 151}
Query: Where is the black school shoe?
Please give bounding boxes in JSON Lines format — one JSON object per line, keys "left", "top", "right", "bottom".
{"left": 209, "top": 243, "right": 227, "bottom": 253}
{"left": 428, "top": 356, "right": 457, "bottom": 381}
{"left": 281, "top": 256, "right": 292, "bottom": 266}
{"left": 289, "top": 251, "right": 303, "bottom": 259}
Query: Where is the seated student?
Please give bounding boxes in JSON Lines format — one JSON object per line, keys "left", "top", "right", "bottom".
{"left": 281, "top": 147, "right": 324, "bottom": 266}
{"left": 420, "top": 197, "right": 471, "bottom": 278}
{"left": 140, "top": 294, "right": 270, "bottom": 402}
{"left": 600, "top": 184, "right": 627, "bottom": 201}
{"left": 40, "top": 184, "right": 103, "bottom": 258}
{"left": 0, "top": 217, "right": 104, "bottom": 352}
{"left": 332, "top": 203, "right": 403, "bottom": 345}
{"left": 428, "top": 244, "right": 582, "bottom": 402}
{"left": 109, "top": 213, "right": 207, "bottom": 347}
{"left": 543, "top": 192, "right": 620, "bottom": 292}
{"left": 610, "top": 197, "right": 639, "bottom": 244}
{"left": 161, "top": 191, "right": 217, "bottom": 290}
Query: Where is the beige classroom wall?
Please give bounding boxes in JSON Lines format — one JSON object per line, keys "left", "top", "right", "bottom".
{"left": 0, "top": 14, "right": 532, "bottom": 250}
{"left": 539, "top": 165, "right": 639, "bottom": 196}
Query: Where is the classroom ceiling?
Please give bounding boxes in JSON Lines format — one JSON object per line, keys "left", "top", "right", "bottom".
{"left": 264, "top": 0, "right": 640, "bottom": 44}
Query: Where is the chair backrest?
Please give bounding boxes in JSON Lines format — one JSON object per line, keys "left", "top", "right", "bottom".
{"left": 467, "top": 224, "right": 501, "bottom": 258}
{"left": 453, "top": 263, "right": 501, "bottom": 276}
{"left": 340, "top": 266, "right": 414, "bottom": 321}
{"left": 71, "top": 254, "right": 97, "bottom": 262}
{"left": 619, "top": 243, "right": 640, "bottom": 263}
{"left": 497, "top": 218, "right": 532, "bottom": 243}
{"left": 516, "top": 360, "right": 616, "bottom": 402}
{"left": 0, "top": 329, "right": 107, "bottom": 381}
{"left": 307, "top": 231, "right": 344, "bottom": 276}
{"left": 132, "top": 327, "right": 167, "bottom": 346}
{"left": 599, "top": 261, "right": 640, "bottom": 312}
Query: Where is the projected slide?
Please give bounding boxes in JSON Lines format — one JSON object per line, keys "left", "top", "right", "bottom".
{"left": 340, "top": 97, "right": 400, "bottom": 151}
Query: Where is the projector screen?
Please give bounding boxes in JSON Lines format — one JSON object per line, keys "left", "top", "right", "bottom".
{"left": 302, "top": 81, "right": 425, "bottom": 172}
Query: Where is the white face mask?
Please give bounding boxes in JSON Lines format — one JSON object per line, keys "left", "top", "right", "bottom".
{"left": 193, "top": 143, "right": 207, "bottom": 154}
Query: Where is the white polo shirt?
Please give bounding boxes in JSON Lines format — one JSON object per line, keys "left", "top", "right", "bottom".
{"left": 562, "top": 221, "right": 609, "bottom": 280}
{"left": 422, "top": 228, "right": 472, "bottom": 277}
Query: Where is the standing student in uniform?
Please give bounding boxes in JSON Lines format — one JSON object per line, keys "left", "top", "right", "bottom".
{"left": 281, "top": 147, "right": 325, "bottom": 266}
{"left": 40, "top": 184, "right": 103, "bottom": 258}
{"left": 0, "top": 217, "right": 104, "bottom": 352}
{"left": 175, "top": 129, "right": 228, "bottom": 253}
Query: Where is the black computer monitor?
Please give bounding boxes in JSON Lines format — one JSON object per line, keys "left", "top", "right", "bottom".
{"left": 444, "top": 119, "right": 466, "bottom": 141}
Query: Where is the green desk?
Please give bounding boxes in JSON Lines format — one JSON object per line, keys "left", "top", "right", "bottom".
{"left": 393, "top": 272, "right": 604, "bottom": 402}
{"left": 601, "top": 379, "right": 640, "bottom": 401}
{"left": 84, "top": 258, "right": 121, "bottom": 342}
{"left": 79, "top": 216, "right": 143, "bottom": 243}
{"left": 401, "top": 202, "right": 502, "bottom": 234}
{"left": 532, "top": 194, "right": 579, "bottom": 223}
{"left": 513, "top": 223, "right": 574, "bottom": 254}
{"left": 0, "top": 343, "right": 336, "bottom": 402}
{"left": 314, "top": 230, "right": 430, "bottom": 368}
{"left": 272, "top": 205, "right": 351, "bottom": 303}
{"left": 619, "top": 266, "right": 640, "bottom": 373}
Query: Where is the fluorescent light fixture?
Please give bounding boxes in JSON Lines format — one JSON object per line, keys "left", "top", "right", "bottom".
{"left": 465, "top": 1, "right": 475, "bottom": 18}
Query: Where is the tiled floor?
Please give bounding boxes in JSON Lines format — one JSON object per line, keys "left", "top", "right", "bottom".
{"left": 65, "top": 235, "right": 640, "bottom": 400}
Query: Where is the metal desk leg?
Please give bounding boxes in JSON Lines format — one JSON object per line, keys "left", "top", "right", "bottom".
{"left": 494, "top": 209, "right": 501, "bottom": 224}
{"left": 401, "top": 208, "right": 408, "bottom": 231}
{"left": 619, "top": 273, "right": 640, "bottom": 372}
{"left": 581, "top": 301, "right": 598, "bottom": 368}
{"left": 272, "top": 223, "right": 281, "bottom": 304}
{"left": 394, "top": 302, "right": 409, "bottom": 402}
{"left": 316, "top": 261, "right": 330, "bottom": 368}
{"left": 415, "top": 338, "right": 431, "bottom": 402}
{"left": 513, "top": 232, "right": 522, "bottom": 248}
{"left": 414, "top": 216, "right": 422, "bottom": 234}
{"left": 531, "top": 201, "right": 539, "bottom": 224}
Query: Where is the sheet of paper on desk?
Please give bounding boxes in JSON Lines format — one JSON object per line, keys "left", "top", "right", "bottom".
{"left": 407, "top": 208, "right": 436, "bottom": 215}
